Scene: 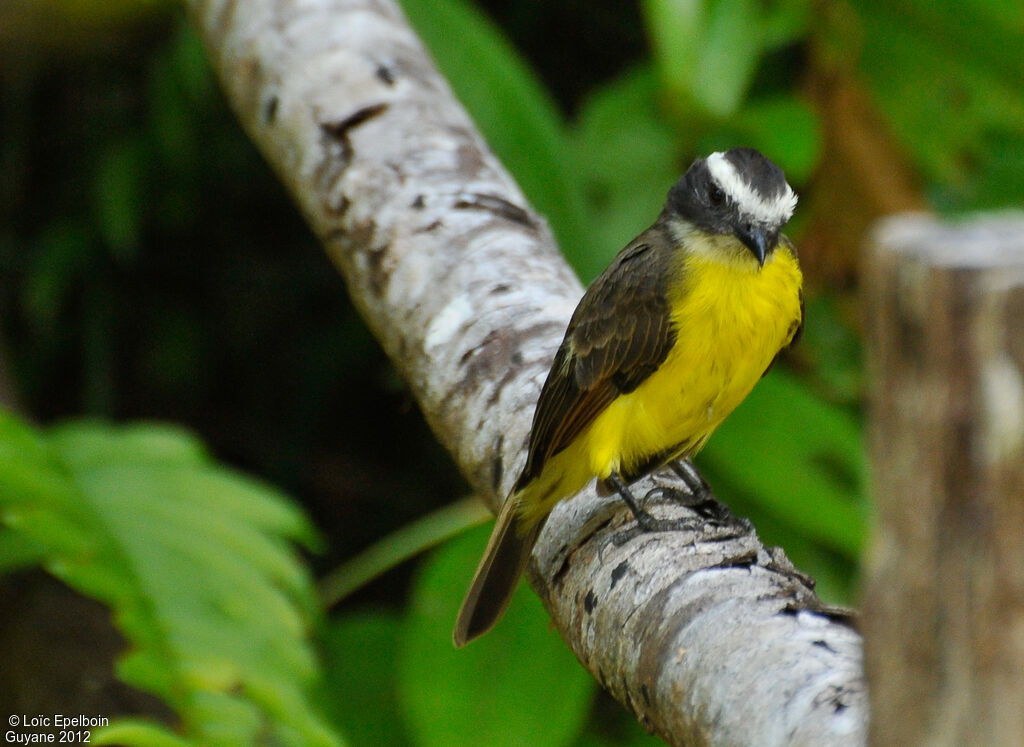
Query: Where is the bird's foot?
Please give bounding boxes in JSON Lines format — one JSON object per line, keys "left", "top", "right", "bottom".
{"left": 667, "top": 460, "right": 731, "bottom": 521}
{"left": 605, "top": 469, "right": 732, "bottom": 545}
{"left": 644, "top": 485, "right": 730, "bottom": 522}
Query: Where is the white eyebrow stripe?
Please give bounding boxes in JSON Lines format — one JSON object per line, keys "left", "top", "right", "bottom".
{"left": 706, "top": 151, "right": 797, "bottom": 225}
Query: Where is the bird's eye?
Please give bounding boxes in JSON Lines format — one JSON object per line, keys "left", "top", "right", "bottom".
{"left": 708, "top": 184, "right": 725, "bottom": 206}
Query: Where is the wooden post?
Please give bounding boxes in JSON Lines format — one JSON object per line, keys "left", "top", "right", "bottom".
{"left": 863, "top": 213, "right": 1024, "bottom": 745}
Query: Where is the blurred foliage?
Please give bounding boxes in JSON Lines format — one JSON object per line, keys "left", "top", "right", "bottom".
{"left": 845, "top": 0, "right": 1024, "bottom": 208}
{"left": 395, "top": 527, "right": 594, "bottom": 747}
{"left": 0, "top": 415, "right": 339, "bottom": 745}
{"left": 0, "top": 0, "right": 1022, "bottom": 744}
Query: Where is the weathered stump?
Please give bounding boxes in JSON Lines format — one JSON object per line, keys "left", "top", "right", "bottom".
{"left": 864, "top": 213, "right": 1024, "bottom": 746}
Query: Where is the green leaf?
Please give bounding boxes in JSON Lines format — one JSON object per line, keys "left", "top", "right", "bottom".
{"left": 93, "top": 136, "right": 147, "bottom": 260}
{"left": 642, "top": 0, "right": 703, "bottom": 110}
{"left": 49, "top": 420, "right": 321, "bottom": 550}
{"left": 397, "top": 0, "right": 593, "bottom": 263}
{"left": 22, "top": 220, "right": 93, "bottom": 333}
{"left": 319, "top": 611, "right": 406, "bottom": 747}
{"left": 319, "top": 496, "right": 490, "bottom": 608}
{"left": 732, "top": 96, "right": 822, "bottom": 183}
{"left": 48, "top": 419, "right": 210, "bottom": 467}
{"left": 644, "top": 0, "right": 766, "bottom": 118}
{"left": 760, "top": 0, "right": 812, "bottom": 50}
{"left": 952, "top": 131, "right": 1024, "bottom": 210}
{"left": 697, "top": 369, "right": 867, "bottom": 559}
{"left": 572, "top": 64, "right": 681, "bottom": 281}
{"left": 92, "top": 718, "right": 194, "bottom": 747}
{"left": 0, "top": 528, "right": 44, "bottom": 571}
{"left": 398, "top": 525, "right": 595, "bottom": 747}
{"left": 877, "top": 0, "right": 1024, "bottom": 81}
{"left": 797, "top": 295, "right": 864, "bottom": 405}
{"left": 0, "top": 413, "right": 342, "bottom": 747}
{"left": 147, "top": 32, "right": 199, "bottom": 174}
{"left": 693, "top": 0, "right": 763, "bottom": 117}
{"left": 852, "top": 2, "right": 1024, "bottom": 196}
{"left": 169, "top": 22, "right": 218, "bottom": 107}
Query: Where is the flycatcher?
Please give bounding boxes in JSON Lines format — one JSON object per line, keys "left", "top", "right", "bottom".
{"left": 454, "top": 148, "right": 803, "bottom": 647}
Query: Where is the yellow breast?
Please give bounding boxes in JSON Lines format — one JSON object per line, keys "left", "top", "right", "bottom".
{"left": 515, "top": 241, "right": 802, "bottom": 528}
{"left": 583, "top": 243, "right": 803, "bottom": 479}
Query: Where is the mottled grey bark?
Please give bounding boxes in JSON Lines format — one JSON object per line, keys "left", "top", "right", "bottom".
{"left": 864, "top": 214, "right": 1024, "bottom": 746}
{"left": 186, "top": 0, "right": 867, "bottom": 743}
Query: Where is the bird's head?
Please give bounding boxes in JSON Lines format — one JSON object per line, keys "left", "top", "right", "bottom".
{"left": 667, "top": 148, "right": 797, "bottom": 266}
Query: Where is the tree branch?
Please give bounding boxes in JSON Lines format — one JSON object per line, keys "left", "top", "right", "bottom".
{"left": 185, "top": 0, "right": 867, "bottom": 743}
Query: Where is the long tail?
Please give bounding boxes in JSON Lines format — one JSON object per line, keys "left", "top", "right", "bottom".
{"left": 452, "top": 494, "right": 546, "bottom": 647}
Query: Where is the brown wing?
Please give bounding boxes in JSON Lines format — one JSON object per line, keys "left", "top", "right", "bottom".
{"left": 514, "top": 225, "right": 677, "bottom": 490}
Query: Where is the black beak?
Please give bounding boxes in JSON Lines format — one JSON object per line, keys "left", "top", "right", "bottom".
{"left": 736, "top": 223, "right": 774, "bottom": 266}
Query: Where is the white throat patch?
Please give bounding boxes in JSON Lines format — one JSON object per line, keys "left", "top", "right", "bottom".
{"left": 706, "top": 151, "right": 797, "bottom": 226}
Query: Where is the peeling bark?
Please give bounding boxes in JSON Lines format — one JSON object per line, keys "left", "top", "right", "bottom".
{"left": 186, "top": 0, "right": 868, "bottom": 743}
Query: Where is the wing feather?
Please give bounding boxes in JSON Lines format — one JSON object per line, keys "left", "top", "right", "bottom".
{"left": 514, "top": 225, "right": 677, "bottom": 490}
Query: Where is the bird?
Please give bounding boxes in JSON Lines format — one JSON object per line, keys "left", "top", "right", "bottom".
{"left": 453, "top": 147, "right": 804, "bottom": 647}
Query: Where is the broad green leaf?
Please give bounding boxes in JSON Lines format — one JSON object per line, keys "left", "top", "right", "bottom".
{"left": 319, "top": 611, "right": 407, "bottom": 746}
{"left": 642, "top": 0, "right": 703, "bottom": 109}
{"left": 398, "top": 0, "right": 593, "bottom": 262}
{"left": 697, "top": 369, "right": 867, "bottom": 559}
{"left": 732, "top": 96, "right": 822, "bottom": 183}
{"left": 692, "top": 0, "right": 763, "bottom": 117}
{"left": 49, "top": 419, "right": 209, "bottom": 467}
{"left": 644, "top": 0, "right": 765, "bottom": 118}
{"left": 0, "top": 414, "right": 342, "bottom": 747}
{"left": 398, "top": 525, "right": 594, "bottom": 747}
{"left": 50, "top": 420, "right": 321, "bottom": 549}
